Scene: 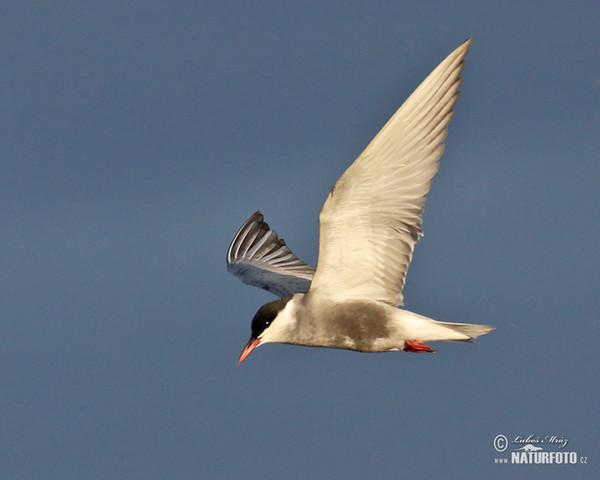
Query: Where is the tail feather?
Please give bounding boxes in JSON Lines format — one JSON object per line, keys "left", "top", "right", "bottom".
{"left": 400, "top": 309, "right": 495, "bottom": 343}
{"left": 441, "top": 322, "right": 496, "bottom": 340}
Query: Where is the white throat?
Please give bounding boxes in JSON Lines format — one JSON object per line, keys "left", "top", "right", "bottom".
{"left": 258, "top": 294, "right": 302, "bottom": 345}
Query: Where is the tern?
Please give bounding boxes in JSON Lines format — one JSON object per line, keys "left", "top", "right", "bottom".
{"left": 227, "top": 39, "right": 495, "bottom": 363}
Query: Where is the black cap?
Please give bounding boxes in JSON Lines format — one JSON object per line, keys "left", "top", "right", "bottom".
{"left": 250, "top": 296, "right": 293, "bottom": 338}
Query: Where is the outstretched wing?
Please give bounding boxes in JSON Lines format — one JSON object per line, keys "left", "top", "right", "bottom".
{"left": 227, "top": 211, "right": 315, "bottom": 298}
{"left": 309, "top": 39, "right": 471, "bottom": 306}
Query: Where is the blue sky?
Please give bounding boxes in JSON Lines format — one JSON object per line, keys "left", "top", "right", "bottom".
{"left": 2, "top": 1, "right": 598, "bottom": 479}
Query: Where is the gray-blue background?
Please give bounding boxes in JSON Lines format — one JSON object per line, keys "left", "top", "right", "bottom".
{"left": 2, "top": 1, "right": 598, "bottom": 479}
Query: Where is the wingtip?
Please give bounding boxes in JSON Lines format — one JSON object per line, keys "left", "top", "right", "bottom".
{"left": 455, "top": 37, "right": 472, "bottom": 58}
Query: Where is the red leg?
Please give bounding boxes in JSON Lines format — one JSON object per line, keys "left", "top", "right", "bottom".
{"left": 403, "top": 340, "right": 437, "bottom": 353}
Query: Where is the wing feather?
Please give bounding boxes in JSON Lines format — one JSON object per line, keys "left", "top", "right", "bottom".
{"left": 309, "top": 39, "right": 471, "bottom": 306}
{"left": 227, "top": 211, "right": 315, "bottom": 298}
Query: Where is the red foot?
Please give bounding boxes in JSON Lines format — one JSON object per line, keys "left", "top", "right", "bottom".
{"left": 404, "top": 340, "right": 437, "bottom": 353}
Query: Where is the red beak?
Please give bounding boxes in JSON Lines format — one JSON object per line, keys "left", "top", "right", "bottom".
{"left": 238, "top": 337, "right": 260, "bottom": 364}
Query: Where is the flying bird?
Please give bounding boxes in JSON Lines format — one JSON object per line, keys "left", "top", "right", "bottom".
{"left": 227, "top": 39, "right": 494, "bottom": 363}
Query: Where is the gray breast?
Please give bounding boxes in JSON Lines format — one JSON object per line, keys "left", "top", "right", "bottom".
{"left": 299, "top": 300, "right": 393, "bottom": 352}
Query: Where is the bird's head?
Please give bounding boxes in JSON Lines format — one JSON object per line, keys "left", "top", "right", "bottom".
{"left": 237, "top": 296, "right": 294, "bottom": 363}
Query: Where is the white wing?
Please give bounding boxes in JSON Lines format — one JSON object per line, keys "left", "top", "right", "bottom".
{"left": 309, "top": 39, "right": 471, "bottom": 306}
{"left": 227, "top": 211, "right": 315, "bottom": 298}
